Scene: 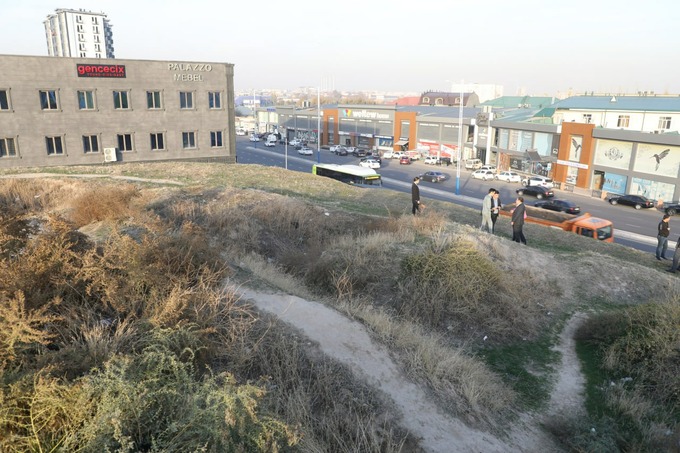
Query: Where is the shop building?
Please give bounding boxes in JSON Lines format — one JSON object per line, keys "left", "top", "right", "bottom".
{"left": 0, "top": 54, "right": 235, "bottom": 168}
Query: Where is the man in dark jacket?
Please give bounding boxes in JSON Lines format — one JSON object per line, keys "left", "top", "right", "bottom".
{"left": 411, "top": 177, "right": 421, "bottom": 215}
{"left": 667, "top": 237, "right": 680, "bottom": 273}
{"left": 656, "top": 214, "right": 670, "bottom": 260}
{"left": 511, "top": 196, "right": 526, "bottom": 244}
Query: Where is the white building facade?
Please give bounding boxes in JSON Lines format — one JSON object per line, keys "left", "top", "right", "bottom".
{"left": 44, "top": 9, "right": 114, "bottom": 59}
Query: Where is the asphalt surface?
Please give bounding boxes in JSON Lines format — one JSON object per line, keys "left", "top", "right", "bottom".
{"left": 238, "top": 138, "right": 672, "bottom": 254}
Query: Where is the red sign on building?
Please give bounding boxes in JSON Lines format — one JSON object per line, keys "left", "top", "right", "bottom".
{"left": 76, "top": 64, "right": 126, "bottom": 78}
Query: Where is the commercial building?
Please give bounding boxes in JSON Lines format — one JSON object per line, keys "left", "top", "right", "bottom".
{"left": 0, "top": 54, "right": 235, "bottom": 168}
{"left": 44, "top": 9, "right": 114, "bottom": 59}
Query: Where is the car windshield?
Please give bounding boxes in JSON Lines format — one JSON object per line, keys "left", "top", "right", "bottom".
{"left": 597, "top": 225, "right": 613, "bottom": 240}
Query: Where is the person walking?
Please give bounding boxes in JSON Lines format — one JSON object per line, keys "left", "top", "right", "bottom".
{"left": 411, "top": 177, "right": 421, "bottom": 215}
{"left": 666, "top": 237, "right": 680, "bottom": 273}
{"left": 480, "top": 188, "right": 494, "bottom": 232}
{"left": 511, "top": 196, "right": 527, "bottom": 244}
{"left": 656, "top": 214, "right": 671, "bottom": 260}
{"left": 491, "top": 190, "right": 502, "bottom": 234}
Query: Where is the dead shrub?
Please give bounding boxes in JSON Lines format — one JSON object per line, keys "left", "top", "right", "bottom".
{"left": 69, "top": 184, "right": 140, "bottom": 227}
{"left": 397, "top": 238, "right": 551, "bottom": 342}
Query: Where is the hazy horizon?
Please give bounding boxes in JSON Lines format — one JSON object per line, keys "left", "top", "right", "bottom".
{"left": 4, "top": 0, "right": 680, "bottom": 96}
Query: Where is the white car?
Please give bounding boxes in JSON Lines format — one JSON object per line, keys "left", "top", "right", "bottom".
{"left": 359, "top": 159, "right": 380, "bottom": 169}
{"left": 289, "top": 138, "right": 302, "bottom": 147}
{"left": 329, "top": 145, "right": 344, "bottom": 153}
{"left": 382, "top": 150, "right": 394, "bottom": 159}
{"left": 522, "top": 176, "right": 554, "bottom": 188}
{"left": 480, "top": 165, "right": 496, "bottom": 171}
{"left": 423, "top": 156, "right": 440, "bottom": 165}
{"left": 297, "top": 147, "right": 313, "bottom": 156}
{"left": 495, "top": 171, "right": 522, "bottom": 183}
{"left": 249, "top": 134, "right": 260, "bottom": 142}
{"left": 471, "top": 169, "right": 495, "bottom": 181}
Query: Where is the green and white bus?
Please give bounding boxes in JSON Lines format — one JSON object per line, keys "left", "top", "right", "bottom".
{"left": 312, "top": 164, "right": 382, "bottom": 187}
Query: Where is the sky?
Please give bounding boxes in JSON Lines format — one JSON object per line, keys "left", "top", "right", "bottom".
{"left": 4, "top": 0, "right": 680, "bottom": 96}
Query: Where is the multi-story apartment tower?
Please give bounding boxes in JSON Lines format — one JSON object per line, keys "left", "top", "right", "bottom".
{"left": 44, "top": 8, "right": 114, "bottom": 59}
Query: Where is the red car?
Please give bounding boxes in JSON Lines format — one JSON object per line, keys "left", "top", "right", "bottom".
{"left": 399, "top": 155, "right": 410, "bottom": 165}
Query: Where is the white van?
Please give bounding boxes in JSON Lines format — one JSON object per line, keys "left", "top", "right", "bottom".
{"left": 265, "top": 134, "right": 277, "bottom": 147}
{"left": 465, "top": 158, "right": 482, "bottom": 170}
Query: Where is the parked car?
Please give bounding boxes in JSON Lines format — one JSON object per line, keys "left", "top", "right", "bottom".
{"left": 362, "top": 154, "right": 381, "bottom": 164}
{"left": 471, "top": 169, "right": 495, "bottom": 181}
{"left": 495, "top": 171, "right": 522, "bottom": 183}
{"left": 424, "top": 156, "right": 440, "bottom": 165}
{"left": 480, "top": 165, "right": 496, "bottom": 171}
{"left": 393, "top": 151, "right": 407, "bottom": 160}
{"left": 465, "top": 158, "right": 483, "bottom": 170}
{"left": 516, "top": 185, "right": 554, "bottom": 199}
{"left": 335, "top": 147, "right": 349, "bottom": 156}
{"left": 345, "top": 146, "right": 357, "bottom": 154}
{"left": 399, "top": 155, "right": 411, "bottom": 165}
{"left": 382, "top": 150, "right": 394, "bottom": 159}
{"left": 608, "top": 194, "right": 655, "bottom": 210}
{"left": 522, "top": 176, "right": 554, "bottom": 188}
{"left": 352, "top": 148, "right": 368, "bottom": 157}
{"left": 534, "top": 199, "right": 581, "bottom": 214}
{"left": 289, "top": 138, "right": 302, "bottom": 147}
{"left": 359, "top": 158, "right": 381, "bottom": 169}
{"left": 329, "top": 145, "right": 345, "bottom": 153}
{"left": 249, "top": 134, "right": 260, "bottom": 142}
{"left": 297, "top": 147, "right": 314, "bottom": 156}
{"left": 664, "top": 202, "right": 680, "bottom": 215}
{"left": 419, "top": 171, "right": 446, "bottom": 183}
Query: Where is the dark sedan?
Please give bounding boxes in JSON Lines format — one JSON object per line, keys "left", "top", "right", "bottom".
{"left": 608, "top": 194, "right": 655, "bottom": 210}
{"left": 534, "top": 199, "right": 581, "bottom": 214}
{"left": 516, "top": 185, "right": 554, "bottom": 199}
{"left": 664, "top": 202, "right": 680, "bottom": 215}
{"left": 419, "top": 171, "right": 447, "bottom": 183}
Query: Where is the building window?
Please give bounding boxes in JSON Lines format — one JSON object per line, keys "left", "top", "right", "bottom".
{"left": 76, "top": 15, "right": 83, "bottom": 23}
{"left": 45, "top": 136, "right": 64, "bottom": 155}
{"left": 95, "top": 44, "right": 101, "bottom": 52}
{"left": 182, "top": 132, "right": 196, "bottom": 149}
{"left": 92, "top": 17, "right": 98, "bottom": 24}
{"left": 94, "top": 35, "right": 100, "bottom": 43}
{"left": 179, "top": 91, "right": 194, "bottom": 109}
{"left": 658, "top": 117, "right": 672, "bottom": 130}
{"left": 113, "top": 90, "right": 130, "bottom": 109}
{"left": 117, "top": 133, "right": 133, "bottom": 152}
{"left": 435, "top": 98, "right": 443, "bottom": 105}
{"left": 422, "top": 97, "right": 430, "bottom": 103}
{"left": 582, "top": 114, "right": 592, "bottom": 124}
{"left": 77, "top": 90, "right": 95, "bottom": 110}
{"left": 147, "top": 91, "right": 162, "bottom": 109}
{"left": 39, "top": 90, "right": 58, "bottom": 110}
{"left": 93, "top": 26, "right": 99, "bottom": 34}
{"left": 79, "top": 52, "right": 87, "bottom": 58}
{"left": 77, "top": 24, "right": 84, "bottom": 32}
{"left": 0, "top": 90, "right": 9, "bottom": 110}
{"left": 210, "top": 131, "right": 223, "bottom": 148}
{"left": 82, "top": 135, "right": 99, "bottom": 153}
{"left": 79, "top": 43, "right": 86, "bottom": 51}
{"left": 78, "top": 33, "right": 85, "bottom": 41}
{"left": 208, "top": 91, "right": 221, "bottom": 109}
{"left": 617, "top": 115, "right": 630, "bottom": 128}
{"left": 0, "top": 137, "right": 17, "bottom": 157}
{"left": 150, "top": 132, "right": 165, "bottom": 151}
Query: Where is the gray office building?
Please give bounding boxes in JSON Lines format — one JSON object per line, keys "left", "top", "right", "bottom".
{"left": 0, "top": 54, "right": 236, "bottom": 168}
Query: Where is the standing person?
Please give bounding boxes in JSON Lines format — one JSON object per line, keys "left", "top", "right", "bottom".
{"left": 411, "top": 177, "right": 421, "bottom": 215}
{"left": 490, "top": 190, "right": 502, "bottom": 234}
{"left": 511, "top": 196, "right": 527, "bottom": 244}
{"left": 656, "top": 214, "right": 671, "bottom": 260}
{"left": 667, "top": 237, "right": 680, "bottom": 273}
{"left": 480, "top": 188, "right": 494, "bottom": 232}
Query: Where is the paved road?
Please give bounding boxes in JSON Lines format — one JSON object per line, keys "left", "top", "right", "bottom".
{"left": 237, "top": 138, "right": 669, "bottom": 254}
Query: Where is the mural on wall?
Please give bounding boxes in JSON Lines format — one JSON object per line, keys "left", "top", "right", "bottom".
{"left": 602, "top": 172, "right": 628, "bottom": 194}
{"left": 633, "top": 144, "right": 680, "bottom": 177}
{"left": 630, "top": 177, "right": 675, "bottom": 202}
{"left": 569, "top": 135, "right": 582, "bottom": 161}
{"left": 593, "top": 139, "right": 633, "bottom": 170}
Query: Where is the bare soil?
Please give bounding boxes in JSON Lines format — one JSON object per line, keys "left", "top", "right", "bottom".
{"left": 240, "top": 288, "right": 581, "bottom": 453}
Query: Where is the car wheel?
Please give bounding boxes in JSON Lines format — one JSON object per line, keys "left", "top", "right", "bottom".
{"left": 667, "top": 208, "right": 677, "bottom": 215}
{"left": 517, "top": 190, "right": 524, "bottom": 196}
{"left": 634, "top": 204, "right": 642, "bottom": 210}
{"left": 522, "top": 181, "right": 527, "bottom": 186}
{"left": 537, "top": 194, "right": 544, "bottom": 199}
{"left": 609, "top": 199, "right": 617, "bottom": 205}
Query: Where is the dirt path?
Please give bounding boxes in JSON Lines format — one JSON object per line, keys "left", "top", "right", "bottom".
{"left": 239, "top": 288, "right": 560, "bottom": 453}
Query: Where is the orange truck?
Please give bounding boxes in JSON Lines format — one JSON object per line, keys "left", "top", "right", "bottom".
{"left": 499, "top": 204, "right": 614, "bottom": 242}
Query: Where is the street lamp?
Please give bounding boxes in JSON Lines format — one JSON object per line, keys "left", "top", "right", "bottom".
{"left": 456, "top": 81, "right": 463, "bottom": 195}
{"left": 317, "top": 86, "right": 321, "bottom": 163}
